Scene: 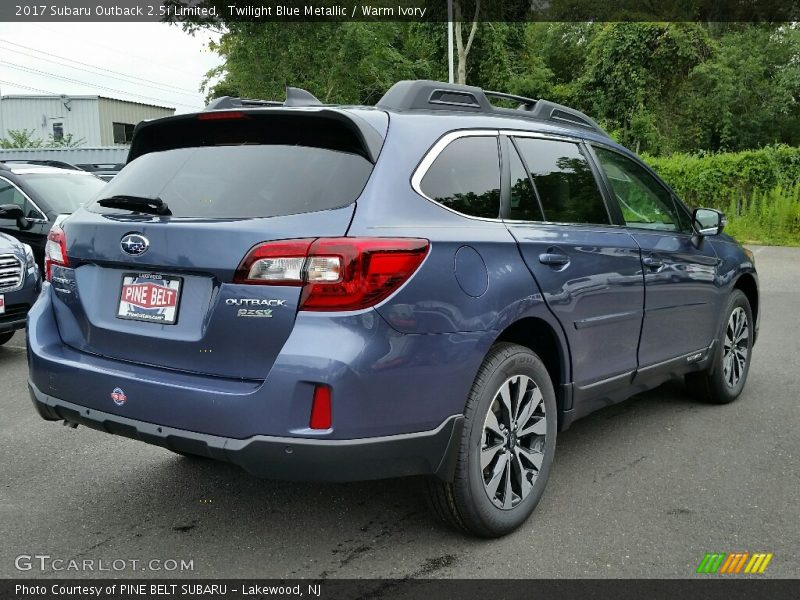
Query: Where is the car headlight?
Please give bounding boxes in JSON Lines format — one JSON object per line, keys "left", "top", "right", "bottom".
{"left": 743, "top": 247, "right": 755, "bottom": 265}
{"left": 23, "top": 243, "right": 36, "bottom": 269}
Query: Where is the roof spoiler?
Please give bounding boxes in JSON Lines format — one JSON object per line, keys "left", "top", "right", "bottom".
{"left": 204, "top": 86, "right": 323, "bottom": 111}
{"left": 127, "top": 108, "right": 384, "bottom": 163}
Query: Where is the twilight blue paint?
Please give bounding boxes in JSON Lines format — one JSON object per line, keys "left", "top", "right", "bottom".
{"left": 26, "top": 103, "right": 759, "bottom": 480}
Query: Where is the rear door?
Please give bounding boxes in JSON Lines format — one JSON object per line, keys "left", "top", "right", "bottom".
{"left": 503, "top": 134, "right": 645, "bottom": 397}
{"left": 53, "top": 111, "right": 380, "bottom": 380}
{"left": 589, "top": 145, "right": 721, "bottom": 368}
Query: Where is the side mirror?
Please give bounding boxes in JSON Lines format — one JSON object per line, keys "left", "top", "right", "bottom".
{"left": 0, "top": 204, "right": 31, "bottom": 230}
{"left": 693, "top": 208, "right": 726, "bottom": 237}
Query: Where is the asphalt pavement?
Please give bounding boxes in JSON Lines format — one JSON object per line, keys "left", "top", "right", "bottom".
{"left": 1, "top": 245, "right": 797, "bottom": 579}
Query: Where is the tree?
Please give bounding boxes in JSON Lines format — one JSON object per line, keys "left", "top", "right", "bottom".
{"left": 187, "top": 15, "right": 799, "bottom": 155}
{"left": 453, "top": 0, "right": 480, "bottom": 84}
{"left": 202, "top": 22, "right": 444, "bottom": 104}
{"left": 47, "top": 133, "right": 85, "bottom": 148}
{"left": 0, "top": 129, "right": 44, "bottom": 149}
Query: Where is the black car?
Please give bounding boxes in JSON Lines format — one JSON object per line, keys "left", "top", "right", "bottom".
{"left": 0, "top": 162, "right": 107, "bottom": 267}
{"left": 0, "top": 231, "right": 41, "bottom": 345}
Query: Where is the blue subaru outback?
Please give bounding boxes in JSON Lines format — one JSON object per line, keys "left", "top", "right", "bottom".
{"left": 27, "top": 81, "right": 758, "bottom": 537}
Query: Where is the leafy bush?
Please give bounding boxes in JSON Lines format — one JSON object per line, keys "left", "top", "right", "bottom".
{"left": 643, "top": 146, "right": 800, "bottom": 245}
{"left": 724, "top": 185, "right": 800, "bottom": 246}
{"left": 643, "top": 145, "right": 800, "bottom": 211}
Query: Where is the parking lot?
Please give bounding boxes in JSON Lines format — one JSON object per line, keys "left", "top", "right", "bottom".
{"left": 1, "top": 245, "right": 798, "bottom": 579}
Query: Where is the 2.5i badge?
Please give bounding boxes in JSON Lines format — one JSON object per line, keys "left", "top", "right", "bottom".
{"left": 117, "top": 273, "right": 182, "bottom": 325}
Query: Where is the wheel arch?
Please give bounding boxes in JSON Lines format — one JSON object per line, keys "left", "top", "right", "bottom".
{"left": 733, "top": 272, "right": 759, "bottom": 341}
{"left": 492, "top": 316, "right": 572, "bottom": 426}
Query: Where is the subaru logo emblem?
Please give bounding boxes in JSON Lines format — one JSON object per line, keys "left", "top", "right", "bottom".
{"left": 110, "top": 387, "right": 127, "bottom": 406}
{"left": 121, "top": 234, "right": 149, "bottom": 256}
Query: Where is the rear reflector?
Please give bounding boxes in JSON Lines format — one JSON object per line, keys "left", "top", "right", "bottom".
{"left": 309, "top": 385, "right": 332, "bottom": 430}
{"left": 44, "top": 223, "right": 69, "bottom": 282}
{"left": 234, "top": 237, "right": 429, "bottom": 311}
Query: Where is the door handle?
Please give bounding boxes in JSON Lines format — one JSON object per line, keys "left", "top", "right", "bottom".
{"left": 539, "top": 252, "right": 570, "bottom": 267}
{"left": 643, "top": 256, "right": 664, "bottom": 269}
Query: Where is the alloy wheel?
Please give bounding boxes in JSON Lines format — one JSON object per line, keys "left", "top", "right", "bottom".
{"left": 480, "top": 375, "right": 547, "bottom": 510}
{"left": 723, "top": 306, "right": 749, "bottom": 388}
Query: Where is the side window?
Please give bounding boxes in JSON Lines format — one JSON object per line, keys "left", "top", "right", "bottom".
{"left": 508, "top": 143, "right": 543, "bottom": 221}
{"left": 514, "top": 138, "right": 609, "bottom": 224}
{"left": 593, "top": 147, "right": 687, "bottom": 232}
{"left": 0, "top": 180, "right": 42, "bottom": 222}
{"left": 420, "top": 136, "right": 501, "bottom": 219}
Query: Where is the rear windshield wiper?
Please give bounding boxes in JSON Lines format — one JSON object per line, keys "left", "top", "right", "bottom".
{"left": 97, "top": 195, "right": 172, "bottom": 216}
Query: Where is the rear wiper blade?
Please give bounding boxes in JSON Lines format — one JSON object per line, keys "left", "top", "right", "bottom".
{"left": 97, "top": 195, "right": 172, "bottom": 216}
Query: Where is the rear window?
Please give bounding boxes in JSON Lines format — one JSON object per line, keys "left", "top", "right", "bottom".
{"left": 87, "top": 145, "right": 372, "bottom": 219}
{"left": 22, "top": 173, "right": 107, "bottom": 214}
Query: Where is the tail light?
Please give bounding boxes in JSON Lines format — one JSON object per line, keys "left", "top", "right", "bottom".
{"left": 234, "top": 237, "right": 429, "bottom": 311}
{"left": 44, "top": 224, "right": 69, "bottom": 281}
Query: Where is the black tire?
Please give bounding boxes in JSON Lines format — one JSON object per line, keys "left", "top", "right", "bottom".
{"left": 426, "top": 342, "right": 557, "bottom": 538}
{"left": 685, "top": 289, "right": 753, "bottom": 404}
{"left": 0, "top": 331, "right": 15, "bottom": 346}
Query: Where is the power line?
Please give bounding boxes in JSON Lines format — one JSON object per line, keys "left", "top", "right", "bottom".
{"left": 29, "top": 23, "right": 216, "bottom": 79}
{"left": 0, "top": 78, "right": 60, "bottom": 95}
{"left": 0, "top": 61, "right": 203, "bottom": 109}
{"left": 0, "top": 41, "right": 203, "bottom": 99}
{"left": 0, "top": 39, "right": 202, "bottom": 97}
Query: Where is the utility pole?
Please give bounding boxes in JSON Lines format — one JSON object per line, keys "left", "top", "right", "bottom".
{"left": 447, "top": 0, "right": 454, "bottom": 83}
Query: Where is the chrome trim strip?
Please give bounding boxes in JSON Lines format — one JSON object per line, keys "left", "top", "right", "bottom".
{"left": 410, "top": 129, "right": 501, "bottom": 223}
{"left": 574, "top": 310, "right": 642, "bottom": 330}
{"left": 498, "top": 129, "right": 585, "bottom": 143}
{"left": 0, "top": 253, "right": 25, "bottom": 292}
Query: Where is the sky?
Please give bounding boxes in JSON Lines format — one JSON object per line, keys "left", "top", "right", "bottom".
{"left": 0, "top": 23, "right": 221, "bottom": 113}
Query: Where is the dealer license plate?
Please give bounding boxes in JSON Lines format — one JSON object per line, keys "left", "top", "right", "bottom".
{"left": 117, "top": 273, "right": 182, "bottom": 325}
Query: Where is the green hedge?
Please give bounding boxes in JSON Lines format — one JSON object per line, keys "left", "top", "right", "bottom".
{"left": 642, "top": 145, "right": 800, "bottom": 211}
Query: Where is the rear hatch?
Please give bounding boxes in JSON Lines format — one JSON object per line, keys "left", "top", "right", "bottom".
{"left": 50, "top": 109, "right": 384, "bottom": 380}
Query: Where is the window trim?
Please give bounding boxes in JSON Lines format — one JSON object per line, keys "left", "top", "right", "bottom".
{"left": 410, "top": 129, "right": 505, "bottom": 222}
{"left": 500, "top": 131, "right": 615, "bottom": 227}
{"left": 587, "top": 142, "right": 694, "bottom": 235}
{"left": 0, "top": 176, "right": 48, "bottom": 223}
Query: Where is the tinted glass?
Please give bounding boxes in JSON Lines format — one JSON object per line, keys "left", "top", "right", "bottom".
{"left": 420, "top": 136, "right": 501, "bottom": 219}
{"left": 593, "top": 147, "right": 685, "bottom": 232}
{"left": 508, "top": 143, "right": 542, "bottom": 221}
{"left": 0, "top": 180, "right": 26, "bottom": 209}
{"left": 22, "top": 173, "right": 106, "bottom": 214}
{"left": 87, "top": 145, "right": 373, "bottom": 219}
{"left": 515, "top": 138, "right": 609, "bottom": 224}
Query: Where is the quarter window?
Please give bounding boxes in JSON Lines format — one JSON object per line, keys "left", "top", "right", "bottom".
{"left": 419, "top": 136, "right": 501, "bottom": 219}
{"left": 593, "top": 147, "right": 686, "bottom": 232}
{"left": 514, "top": 138, "right": 609, "bottom": 224}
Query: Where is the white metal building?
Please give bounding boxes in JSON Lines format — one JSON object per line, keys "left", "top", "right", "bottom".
{"left": 0, "top": 95, "right": 175, "bottom": 146}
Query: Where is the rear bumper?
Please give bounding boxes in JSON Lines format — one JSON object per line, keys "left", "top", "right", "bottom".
{"left": 29, "top": 381, "right": 463, "bottom": 482}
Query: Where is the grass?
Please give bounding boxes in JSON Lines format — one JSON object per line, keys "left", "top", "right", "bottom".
{"left": 723, "top": 184, "right": 800, "bottom": 246}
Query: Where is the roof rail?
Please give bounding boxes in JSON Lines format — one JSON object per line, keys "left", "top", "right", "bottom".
{"left": 204, "top": 86, "right": 323, "bottom": 111}
{"left": 0, "top": 159, "right": 84, "bottom": 171}
{"left": 377, "top": 80, "right": 608, "bottom": 137}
